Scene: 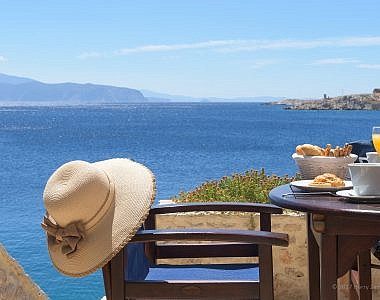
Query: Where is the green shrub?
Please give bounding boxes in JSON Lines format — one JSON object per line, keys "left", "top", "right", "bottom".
{"left": 172, "top": 168, "right": 297, "bottom": 204}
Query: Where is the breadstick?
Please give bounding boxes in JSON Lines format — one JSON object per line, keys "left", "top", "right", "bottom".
{"left": 340, "top": 147, "right": 345, "bottom": 157}
{"left": 347, "top": 144, "right": 352, "bottom": 155}
{"left": 334, "top": 146, "right": 340, "bottom": 157}
{"left": 324, "top": 144, "right": 331, "bottom": 156}
{"left": 343, "top": 143, "right": 349, "bottom": 156}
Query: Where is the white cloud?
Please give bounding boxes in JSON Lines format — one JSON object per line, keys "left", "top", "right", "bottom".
{"left": 0, "top": 55, "right": 8, "bottom": 62}
{"left": 115, "top": 40, "right": 241, "bottom": 55}
{"left": 119, "top": 36, "right": 380, "bottom": 55}
{"left": 78, "top": 35, "right": 380, "bottom": 58}
{"left": 249, "top": 59, "right": 279, "bottom": 69}
{"left": 216, "top": 36, "right": 380, "bottom": 53}
{"left": 356, "top": 63, "right": 380, "bottom": 69}
{"left": 77, "top": 51, "right": 103, "bottom": 59}
{"left": 309, "top": 58, "right": 360, "bottom": 65}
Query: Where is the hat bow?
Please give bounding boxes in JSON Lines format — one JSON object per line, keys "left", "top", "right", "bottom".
{"left": 41, "top": 216, "right": 85, "bottom": 258}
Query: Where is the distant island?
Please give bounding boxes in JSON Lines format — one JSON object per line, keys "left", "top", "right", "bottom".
{"left": 138, "top": 89, "right": 285, "bottom": 103}
{"left": 0, "top": 73, "right": 145, "bottom": 104}
{"left": 0, "top": 73, "right": 285, "bottom": 105}
{"left": 270, "top": 89, "right": 380, "bottom": 110}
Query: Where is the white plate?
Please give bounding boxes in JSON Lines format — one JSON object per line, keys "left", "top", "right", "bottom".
{"left": 336, "top": 189, "right": 380, "bottom": 201}
{"left": 290, "top": 180, "right": 353, "bottom": 192}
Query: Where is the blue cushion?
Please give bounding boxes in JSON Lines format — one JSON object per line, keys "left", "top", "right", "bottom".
{"left": 124, "top": 239, "right": 150, "bottom": 281}
{"left": 124, "top": 228, "right": 259, "bottom": 281}
{"left": 145, "top": 264, "right": 259, "bottom": 281}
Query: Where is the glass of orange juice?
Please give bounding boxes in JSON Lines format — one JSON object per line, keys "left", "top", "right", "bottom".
{"left": 372, "top": 127, "right": 380, "bottom": 155}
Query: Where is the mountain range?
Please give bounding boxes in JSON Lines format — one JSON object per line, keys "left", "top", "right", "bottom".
{"left": 141, "top": 89, "right": 284, "bottom": 103}
{"left": 0, "top": 73, "right": 145, "bottom": 104}
{"left": 0, "top": 73, "right": 284, "bottom": 104}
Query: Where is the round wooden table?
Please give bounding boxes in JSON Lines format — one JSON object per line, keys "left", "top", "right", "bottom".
{"left": 269, "top": 184, "right": 380, "bottom": 300}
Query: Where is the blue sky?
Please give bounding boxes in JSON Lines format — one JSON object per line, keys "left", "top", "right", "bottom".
{"left": 1, "top": 1, "right": 380, "bottom": 98}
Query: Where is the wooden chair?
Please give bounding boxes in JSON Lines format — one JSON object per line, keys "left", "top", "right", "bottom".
{"left": 102, "top": 202, "right": 289, "bottom": 300}
{"left": 349, "top": 249, "right": 380, "bottom": 300}
{"left": 348, "top": 141, "right": 380, "bottom": 300}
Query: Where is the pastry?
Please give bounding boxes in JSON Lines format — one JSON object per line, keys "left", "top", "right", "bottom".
{"left": 308, "top": 173, "right": 345, "bottom": 188}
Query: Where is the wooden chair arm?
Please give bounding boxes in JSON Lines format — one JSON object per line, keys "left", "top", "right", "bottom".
{"left": 149, "top": 202, "right": 283, "bottom": 215}
{"left": 130, "top": 229, "right": 289, "bottom": 247}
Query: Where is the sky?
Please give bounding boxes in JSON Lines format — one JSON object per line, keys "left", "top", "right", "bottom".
{"left": 1, "top": 1, "right": 380, "bottom": 98}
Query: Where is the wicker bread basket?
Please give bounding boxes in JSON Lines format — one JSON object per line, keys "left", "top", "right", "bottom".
{"left": 292, "top": 153, "right": 358, "bottom": 179}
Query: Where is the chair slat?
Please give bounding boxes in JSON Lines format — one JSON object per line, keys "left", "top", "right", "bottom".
{"left": 102, "top": 263, "right": 112, "bottom": 300}
{"left": 150, "top": 202, "right": 283, "bottom": 215}
{"left": 144, "top": 212, "right": 157, "bottom": 263}
{"left": 156, "top": 243, "right": 258, "bottom": 259}
{"left": 125, "top": 281, "right": 260, "bottom": 299}
{"left": 131, "top": 229, "right": 289, "bottom": 247}
{"left": 110, "top": 249, "right": 125, "bottom": 300}
{"left": 259, "top": 213, "right": 274, "bottom": 300}
{"left": 357, "top": 251, "right": 372, "bottom": 300}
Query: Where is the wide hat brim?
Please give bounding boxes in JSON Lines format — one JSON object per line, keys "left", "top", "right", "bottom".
{"left": 46, "top": 158, "right": 156, "bottom": 277}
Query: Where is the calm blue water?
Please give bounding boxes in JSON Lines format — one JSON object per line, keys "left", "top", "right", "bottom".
{"left": 0, "top": 103, "right": 378, "bottom": 299}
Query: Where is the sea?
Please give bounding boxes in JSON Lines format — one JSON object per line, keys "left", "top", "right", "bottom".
{"left": 0, "top": 102, "right": 378, "bottom": 299}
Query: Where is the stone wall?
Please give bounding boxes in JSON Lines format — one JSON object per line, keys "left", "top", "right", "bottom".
{"left": 156, "top": 210, "right": 380, "bottom": 299}
{"left": 0, "top": 243, "right": 46, "bottom": 300}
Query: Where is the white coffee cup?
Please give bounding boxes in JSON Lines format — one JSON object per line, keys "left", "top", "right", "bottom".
{"left": 358, "top": 152, "right": 380, "bottom": 163}
{"left": 348, "top": 163, "right": 380, "bottom": 196}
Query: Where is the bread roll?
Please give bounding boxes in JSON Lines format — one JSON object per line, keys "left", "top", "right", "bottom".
{"left": 296, "top": 144, "right": 324, "bottom": 156}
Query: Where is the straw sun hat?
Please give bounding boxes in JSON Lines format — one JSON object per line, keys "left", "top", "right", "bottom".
{"left": 41, "top": 158, "right": 156, "bottom": 277}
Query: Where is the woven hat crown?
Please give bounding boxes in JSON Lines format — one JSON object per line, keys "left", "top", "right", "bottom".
{"left": 42, "top": 158, "right": 156, "bottom": 277}
{"left": 43, "top": 160, "right": 113, "bottom": 228}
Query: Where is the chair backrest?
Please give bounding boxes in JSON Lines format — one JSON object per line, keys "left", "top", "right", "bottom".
{"left": 144, "top": 204, "right": 273, "bottom": 263}
{"left": 349, "top": 140, "right": 375, "bottom": 161}
{"left": 103, "top": 202, "right": 288, "bottom": 300}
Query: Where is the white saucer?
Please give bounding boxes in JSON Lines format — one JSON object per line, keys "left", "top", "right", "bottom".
{"left": 290, "top": 180, "right": 352, "bottom": 192}
{"left": 336, "top": 189, "right": 380, "bottom": 202}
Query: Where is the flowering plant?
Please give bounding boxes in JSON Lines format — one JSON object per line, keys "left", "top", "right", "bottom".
{"left": 172, "top": 169, "right": 297, "bottom": 204}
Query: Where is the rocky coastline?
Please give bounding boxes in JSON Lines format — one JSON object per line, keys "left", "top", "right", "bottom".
{"left": 271, "top": 89, "right": 380, "bottom": 110}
